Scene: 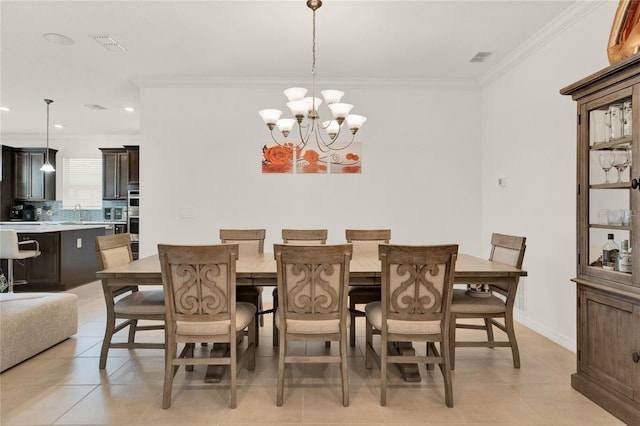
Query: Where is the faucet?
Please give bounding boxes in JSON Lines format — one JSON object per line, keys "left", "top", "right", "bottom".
{"left": 74, "top": 203, "right": 83, "bottom": 222}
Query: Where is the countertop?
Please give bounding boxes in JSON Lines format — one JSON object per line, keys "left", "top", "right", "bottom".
{"left": 0, "top": 221, "right": 123, "bottom": 233}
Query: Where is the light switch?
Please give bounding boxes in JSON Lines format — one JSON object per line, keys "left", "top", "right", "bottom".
{"left": 76, "top": 238, "right": 82, "bottom": 249}
{"left": 498, "top": 176, "right": 507, "bottom": 187}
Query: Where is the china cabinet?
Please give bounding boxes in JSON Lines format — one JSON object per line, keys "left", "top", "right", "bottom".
{"left": 561, "top": 55, "right": 640, "bottom": 425}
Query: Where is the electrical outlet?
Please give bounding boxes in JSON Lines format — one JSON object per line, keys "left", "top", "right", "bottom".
{"left": 76, "top": 238, "right": 82, "bottom": 249}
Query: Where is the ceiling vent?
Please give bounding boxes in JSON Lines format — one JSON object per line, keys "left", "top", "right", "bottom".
{"left": 84, "top": 104, "right": 108, "bottom": 110}
{"left": 470, "top": 51, "right": 492, "bottom": 63}
{"left": 89, "top": 34, "right": 128, "bottom": 52}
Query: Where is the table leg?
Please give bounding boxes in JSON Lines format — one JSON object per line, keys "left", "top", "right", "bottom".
{"left": 204, "top": 343, "right": 229, "bottom": 383}
{"left": 387, "top": 342, "right": 421, "bottom": 382}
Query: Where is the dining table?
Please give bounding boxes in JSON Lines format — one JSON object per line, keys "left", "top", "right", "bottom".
{"left": 96, "top": 251, "right": 527, "bottom": 382}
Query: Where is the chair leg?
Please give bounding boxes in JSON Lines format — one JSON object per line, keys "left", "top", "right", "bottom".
{"left": 277, "top": 333, "right": 286, "bottom": 406}
{"left": 349, "top": 298, "right": 357, "bottom": 347}
{"left": 504, "top": 313, "right": 521, "bottom": 368}
{"left": 380, "top": 335, "right": 387, "bottom": 406}
{"left": 365, "top": 318, "right": 373, "bottom": 369}
{"left": 449, "top": 314, "right": 457, "bottom": 371}
{"left": 272, "top": 288, "right": 279, "bottom": 347}
{"left": 248, "top": 316, "right": 256, "bottom": 371}
{"left": 162, "top": 342, "right": 177, "bottom": 409}
{"left": 425, "top": 342, "right": 434, "bottom": 370}
{"left": 440, "top": 340, "right": 454, "bottom": 408}
{"left": 230, "top": 333, "right": 238, "bottom": 409}
{"left": 340, "top": 333, "right": 349, "bottom": 407}
{"left": 484, "top": 317, "right": 495, "bottom": 347}
{"left": 185, "top": 343, "right": 195, "bottom": 371}
{"left": 127, "top": 319, "right": 138, "bottom": 343}
{"left": 99, "top": 314, "right": 118, "bottom": 370}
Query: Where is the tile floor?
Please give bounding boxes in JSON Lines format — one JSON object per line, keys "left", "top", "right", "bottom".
{"left": 0, "top": 281, "right": 625, "bottom": 425}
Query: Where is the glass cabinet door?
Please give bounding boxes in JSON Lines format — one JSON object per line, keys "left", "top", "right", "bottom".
{"left": 582, "top": 88, "right": 635, "bottom": 286}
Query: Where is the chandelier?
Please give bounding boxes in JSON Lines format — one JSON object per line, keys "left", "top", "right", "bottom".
{"left": 258, "top": 0, "right": 366, "bottom": 156}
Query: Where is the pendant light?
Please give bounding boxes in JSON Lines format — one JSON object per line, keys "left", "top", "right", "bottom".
{"left": 40, "top": 99, "right": 55, "bottom": 173}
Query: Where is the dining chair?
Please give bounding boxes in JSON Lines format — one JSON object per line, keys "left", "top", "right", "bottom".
{"left": 365, "top": 244, "right": 458, "bottom": 407}
{"left": 219, "top": 228, "right": 265, "bottom": 345}
{"left": 449, "top": 233, "right": 526, "bottom": 369}
{"left": 274, "top": 243, "right": 352, "bottom": 407}
{"left": 0, "top": 229, "right": 40, "bottom": 293}
{"left": 346, "top": 229, "right": 391, "bottom": 347}
{"left": 95, "top": 233, "right": 164, "bottom": 370}
{"left": 158, "top": 243, "right": 256, "bottom": 409}
{"left": 272, "top": 229, "right": 328, "bottom": 346}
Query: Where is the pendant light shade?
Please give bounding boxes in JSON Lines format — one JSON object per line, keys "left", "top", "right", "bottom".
{"left": 41, "top": 99, "right": 55, "bottom": 173}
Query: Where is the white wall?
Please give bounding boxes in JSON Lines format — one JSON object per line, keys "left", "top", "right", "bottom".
{"left": 479, "top": 1, "right": 617, "bottom": 350}
{"left": 139, "top": 83, "right": 483, "bottom": 258}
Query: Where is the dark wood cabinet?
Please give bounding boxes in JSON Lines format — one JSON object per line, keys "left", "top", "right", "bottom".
{"left": 11, "top": 227, "right": 106, "bottom": 292}
{"left": 100, "top": 148, "right": 128, "bottom": 200}
{"left": 1, "top": 146, "right": 14, "bottom": 221}
{"left": 561, "top": 55, "right": 640, "bottom": 424}
{"left": 124, "top": 145, "right": 139, "bottom": 188}
{"left": 13, "top": 148, "right": 56, "bottom": 201}
{"left": 15, "top": 232, "right": 60, "bottom": 285}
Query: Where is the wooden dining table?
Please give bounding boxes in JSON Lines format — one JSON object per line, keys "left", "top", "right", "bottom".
{"left": 96, "top": 252, "right": 527, "bottom": 382}
{"left": 96, "top": 252, "right": 526, "bottom": 287}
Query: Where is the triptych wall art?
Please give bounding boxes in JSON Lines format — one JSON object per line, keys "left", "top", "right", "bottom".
{"left": 261, "top": 142, "right": 362, "bottom": 174}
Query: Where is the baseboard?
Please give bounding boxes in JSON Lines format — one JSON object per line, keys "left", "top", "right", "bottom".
{"left": 514, "top": 309, "right": 576, "bottom": 353}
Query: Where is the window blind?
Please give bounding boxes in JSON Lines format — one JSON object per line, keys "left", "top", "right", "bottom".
{"left": 62, "top": 157, "right": 102, "bottom": 209}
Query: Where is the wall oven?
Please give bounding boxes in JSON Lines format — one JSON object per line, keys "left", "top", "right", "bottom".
{"left": 127, "top": 190, "right": 140, "bottom": 259}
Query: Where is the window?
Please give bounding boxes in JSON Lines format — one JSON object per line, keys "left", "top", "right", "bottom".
{"left": 62, "top": 157, "right": 102, "bottom": 209}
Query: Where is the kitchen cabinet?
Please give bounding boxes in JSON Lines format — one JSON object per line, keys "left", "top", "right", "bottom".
{"left": 9, "top": 226, "right": 106, "bottom": 291}
{"left": 100, "top": 148, "right": 128, "bottom": 200}
{"left": 561, "top": 55, "right": 640, "bottom": 424}
{"left": 14, "top": 148, "right": 57, "bottom": 201}
{"left": 1, "top": 146, "right": 14, "bottom": 221}
{"left": 15, "top": 232, "right": 60, "bottom": 285}
{"left": 124, "top": 145, "right": 139, "bottom": 188}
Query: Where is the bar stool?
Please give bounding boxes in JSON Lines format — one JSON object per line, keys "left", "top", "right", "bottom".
{"left": 0, "top": 230, "right": 40, "bottom": 293}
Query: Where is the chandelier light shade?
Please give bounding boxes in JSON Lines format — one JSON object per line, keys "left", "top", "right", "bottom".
{"left": 40, "top": 98, "right": 55, "bottom": 173}
{"left": 259, "top": 0, "right": 366, "bottom": 167}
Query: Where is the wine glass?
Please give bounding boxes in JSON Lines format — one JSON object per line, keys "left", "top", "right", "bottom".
{"left": 613, "top": 148, "right": 630, "bottom": 182}
{"left": 599, "top": 151, "right": 614, "bottom": 183}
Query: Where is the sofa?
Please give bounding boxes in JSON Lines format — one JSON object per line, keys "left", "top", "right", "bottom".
{"left": 0, "top": 292, "right": 78, "bottom": 372}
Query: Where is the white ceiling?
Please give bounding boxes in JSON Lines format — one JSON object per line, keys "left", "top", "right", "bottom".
{"left": 0, "top": 0, "right": 578, "bottom": 137}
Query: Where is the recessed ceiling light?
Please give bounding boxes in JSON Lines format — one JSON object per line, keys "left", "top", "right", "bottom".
{"left": 43, "top": 33, "right": 74, "bottom": 46}
{"left": 54, "top": 124, "right": 64, "bottom": 129}
{"left": 0, "top": 106, "right": 11, "bottom": 112}
{"left": 123, "top": 106, "right": 135, "bottom": 112}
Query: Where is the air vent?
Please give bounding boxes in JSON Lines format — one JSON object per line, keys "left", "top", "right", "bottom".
{"left": 84, "top": 104, "right": 108, "bottom": 110}
{"left": 470, "top": 51, "right": 492, "bottom": 63}
{"left": 89, "top": 34, "right": 128, "bottom": 52}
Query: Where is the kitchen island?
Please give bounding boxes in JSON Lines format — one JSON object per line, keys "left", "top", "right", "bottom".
{"left": 0, "top": 222, "right": 107, "bottom": 291}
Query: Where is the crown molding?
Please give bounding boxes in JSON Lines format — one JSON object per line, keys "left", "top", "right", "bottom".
{"left": 131, "top": 75, "right": 481, "bottom": 91}
{"left": 478, "top": 0, "right": 606, "bottom": 87}
{"left": 1, "top": 133, "right": 140, "bottom": 142}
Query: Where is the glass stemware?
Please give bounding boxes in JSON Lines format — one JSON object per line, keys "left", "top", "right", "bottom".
{"left": 612, "top": 148, "right": 631, "bottom": 183}
{"left": 599, "top": 151, "right": 614, "bottom": 183}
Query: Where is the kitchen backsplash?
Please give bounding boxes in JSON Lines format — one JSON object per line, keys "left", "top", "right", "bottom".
{"left": 25, "top": 200, "right": 127, "bottom": 222}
